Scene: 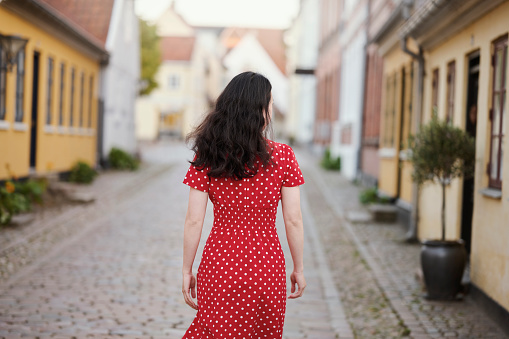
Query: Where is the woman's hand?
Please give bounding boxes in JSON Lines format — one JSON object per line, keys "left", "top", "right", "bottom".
{"left": 182, "top": 272, "right": 198, "bottom": 310}
{"left": 288, "top": 271, "right": 306, "bottom": 299}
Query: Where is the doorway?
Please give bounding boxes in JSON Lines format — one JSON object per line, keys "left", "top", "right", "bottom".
{"left": 461, "top": 51, "right": 479, "bottom": 254}
{"left": 29, "top": 51, "right": 40, "bottom": 169}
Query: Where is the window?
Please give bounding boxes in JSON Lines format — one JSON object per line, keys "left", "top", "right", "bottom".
{"left": 488, "top": 36, "right": 507, "bottom": 189}
{"left": 0, "top": 45, "right": 6, "bottom": 120}
{"left": 431, "top": 68, "right": 439, "bottom": 117}
{"left": 446, "top": 61, "right": 456, "bottom": 123}
{"left": 59, "top": 63, "right": 65, "bottom": 126}
{"left": 383, "top": 73, "right": 397, "bottom": 148}
{"left": 79, "top": 72, "right": 84, "bottom": 127}
{"left": 69, "top": 68, "right": 75, "bottom": 127}
{"left": 400, "top": 65, "right": 414, "bottom": 149}
{"left": 15, "top": 48, "right": 25, "bottom": 122}
{"left": 88, "top": 75, "right": 93, "bottom": 128}
{"left": 46, "top": 58, "right": 54, "bottom": 125}
{"left": 168, "top": 74, "right": 180, "bottom": 89}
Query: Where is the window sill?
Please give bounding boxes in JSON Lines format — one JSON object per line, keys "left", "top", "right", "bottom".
{"left": 57, "top": 126, "right": 68, "bottom": 134}
{"left": 69, "top": 127, "right": 80, "bottom": 135}
{"left": 479, "top": 188, "right": 502, "bottom": 200}
{"left": 13, "top": 122, "right": 28, "bottom": 131}
{"left": 0, "top": 121, "right": 10, "bottom": 130}
{"left": 44, "top": 125, "right": 56, "bottom": 134}
{"left": 379, "top": 148, "right": 396, "bottom": 158}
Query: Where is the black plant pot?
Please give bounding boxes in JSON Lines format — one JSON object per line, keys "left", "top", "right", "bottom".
{"left": 421, "top": 240, "right": 467, "bottom": 300}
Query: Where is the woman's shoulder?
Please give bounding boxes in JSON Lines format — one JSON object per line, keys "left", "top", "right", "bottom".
{"left": 266, "top": 139, "right": 293, "bottom": 153}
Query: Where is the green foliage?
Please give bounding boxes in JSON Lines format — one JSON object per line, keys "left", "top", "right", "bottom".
{"left": 139, "top": 18, "right": 161, "bottom": 95}
{"left": 108, "top": 148, "right": 140, "bottom": 171}
{"left": 0, "top": 179, "right": 47, "bottom": 225}
{"left": 69, "top": 161, "right": 98, "bottom": 184}
{"left": 321, "top": 148, "right": 341, "bottom": 171}
{"left": 359, "top": 187, "right": 390, "bottom": 205}
{"left": 408, "top": 114, "right": 475, "bottom": 186}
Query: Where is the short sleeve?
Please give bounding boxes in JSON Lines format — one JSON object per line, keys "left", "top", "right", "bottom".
{"left": 183, "top": 161, "right": 210, "bottom": 193}
{"left": 282, "top": 145, "right": 305, "bottom": 187}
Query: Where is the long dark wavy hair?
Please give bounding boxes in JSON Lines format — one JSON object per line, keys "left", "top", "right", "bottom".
{"left": 186, "top": 71, "right": 273, "bottom": 180}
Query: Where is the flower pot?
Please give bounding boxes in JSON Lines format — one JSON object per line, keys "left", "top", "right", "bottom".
{"left": 421, "top": 240, "right": 467, "bottom": 300}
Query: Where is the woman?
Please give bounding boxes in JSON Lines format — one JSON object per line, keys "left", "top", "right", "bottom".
{"left": 182, "top": 71, "right": 306, "bottom": 339}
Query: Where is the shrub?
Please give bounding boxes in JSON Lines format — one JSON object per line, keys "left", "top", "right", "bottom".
{"left": 0, "top": 179, "right": 47, "bottom": 225}
{"left": 359, "top": 187, "right": 391, "bottom": 205}
{"left": 69, "top": 161, "right": 98, "bottom": 184}
{"left": 108, "top": 147, "right": 139, "bottom": 171}
{"left": 321, "top": 148, "right": 341, "bottom": 171}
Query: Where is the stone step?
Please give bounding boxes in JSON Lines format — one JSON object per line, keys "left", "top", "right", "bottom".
{"left": 368, "top": 203, "right": 398, "bottom": 222}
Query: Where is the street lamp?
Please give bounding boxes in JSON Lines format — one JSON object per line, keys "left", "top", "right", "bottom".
{"left": 0, "top": 34, "right": 29, "bottom": 72}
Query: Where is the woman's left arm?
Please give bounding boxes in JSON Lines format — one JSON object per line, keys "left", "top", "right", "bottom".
{"left": 182, "top": 187, "right": 208, "bottom": 310}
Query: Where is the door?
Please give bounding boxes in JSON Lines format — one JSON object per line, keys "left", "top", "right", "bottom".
{"left": 461, "top": 51, "right": 479, "bottom": 254}
{"left": 29, "top": 51, "right": 40, "bottom": 169}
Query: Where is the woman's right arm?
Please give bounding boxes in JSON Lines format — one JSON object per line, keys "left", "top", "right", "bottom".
{"left": 182, "top": 187, "right": 208, "bottom": 309}
{"left": 281, "top": 186, "right": 306, "bottom": 299}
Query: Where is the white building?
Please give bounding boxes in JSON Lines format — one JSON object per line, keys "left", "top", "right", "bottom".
{"left": 101, "top": 0, "right": 140, "bottom": 161}
{"left": 285, "top": 0, "right": 319, "bottom": 145}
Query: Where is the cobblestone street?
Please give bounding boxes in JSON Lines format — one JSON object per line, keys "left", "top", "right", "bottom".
{"left": 0, "top": 140, "right": 506, "bottom": 338}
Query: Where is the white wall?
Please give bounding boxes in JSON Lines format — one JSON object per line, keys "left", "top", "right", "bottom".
{"left": 335, "top": 31, "right": 366, "bottom": 180}
{"left": 285, "top": 0, "right": 319, "bottom": 144}
{"left": 102, "top": 0, "right": 140, "bottom": 157}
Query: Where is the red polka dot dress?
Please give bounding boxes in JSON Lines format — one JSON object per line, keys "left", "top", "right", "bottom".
{"left": 182, "top": 141, "right": 304, "bottom": 339}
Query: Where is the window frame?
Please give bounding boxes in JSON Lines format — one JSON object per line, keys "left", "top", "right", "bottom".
{"left": 0, "top": 45, "right": 6, "bottom": 121}
{"left": 69, "top": 68, "right": 75, "bottom": 127}
{"left": 488, "top": 35, "right": 507, "bottom": 190}
{"left": 446, "top": 61, "right": 456, "bottom": 124}
{"left": 431, "top": 68, "right": 439, "bottom": 117}
{"left": 79, "top": 72, "right": 84, "bottom": 127}
{"left": 15, "top": 48, "right": 26, "bottom": 123}
{"left": 46, "top": 57, "right": 54, "bottom": 125}
{"left": 88, "top": 75, "right": 93, "bottom": 128}
{"left": 58, "top": 63, "right": 65, "bottom": 126}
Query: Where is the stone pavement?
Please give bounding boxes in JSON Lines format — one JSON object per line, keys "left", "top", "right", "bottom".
{"left": 0, "top": 141, "right": 353, "bottom": 338}
{"left": 295, "top": 148, "right": 508, "bottom": 339}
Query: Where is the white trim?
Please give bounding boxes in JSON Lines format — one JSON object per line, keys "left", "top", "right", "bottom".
{"left": 379, "top": 147, "right": 397, "bottom": 158}
{"left": 399, "top": 149, "right": 409, "bottom": 161}
{"left": 44, "top": 125, "right": 56, "bottom": 134}
{"left": 79, "top": 127, "right": 87, "bottom": 135}
{"left": 0, "top": 120, "right": 10, "bottom": 130}
{"left": 69, "top": 127, "right": 80, "bottom": 135}
{"left": 13, "top": 122, "right": 28, "bottom": 131}
{"left": 480, "top": 188, "right": 502, "bottom": 199}
{"left": 57, "top": 126, "right": 68, "bottom": 134}
{"left": 86, "top": 128, "right": 95, "bottom": 136}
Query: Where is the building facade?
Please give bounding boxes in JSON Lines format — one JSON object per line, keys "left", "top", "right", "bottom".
{"left": 376, "top": 0, "right": 509, "bottom": 328}
{"left": 0, "top": 0, "right": 106, "bottom": 181}
{"left": 285, "top": 0, "right": 319, "bottom": 145}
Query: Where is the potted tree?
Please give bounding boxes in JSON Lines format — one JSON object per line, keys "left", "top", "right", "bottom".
{"left": 408, "top": 114, "right": 475, "bottom": 300}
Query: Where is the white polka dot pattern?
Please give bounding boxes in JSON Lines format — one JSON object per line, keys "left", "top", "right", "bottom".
{"left": 182, "top": 141, "right": 304, "bottom": 338}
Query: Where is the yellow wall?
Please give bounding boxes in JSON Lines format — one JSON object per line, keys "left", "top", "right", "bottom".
{"left": 418, "top": 2, "right": 509, "bottom": 311}
{"left": 0, "top": 7, "right": 99, "bottom": 180}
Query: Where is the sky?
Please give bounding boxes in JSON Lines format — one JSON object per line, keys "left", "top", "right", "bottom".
{"left": 135, "top": 0, "right": 300, "bottom": 29}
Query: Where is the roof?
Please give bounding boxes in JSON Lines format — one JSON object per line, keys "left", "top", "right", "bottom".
{"left": 37, "top": 0, "right": 115, "bottom": 46}
{"left": 220, "top": 28, "right": 286, "bottom": 74}
{"left": 160, "top": 36, "right": 196, "bottom": 61}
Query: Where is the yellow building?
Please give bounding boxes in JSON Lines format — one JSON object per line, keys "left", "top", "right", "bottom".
{"left": 0, "top": 0, "right": 107, "bottom": 181}
{"left": 376, "top": 0, "right": 509, "bottom": 328}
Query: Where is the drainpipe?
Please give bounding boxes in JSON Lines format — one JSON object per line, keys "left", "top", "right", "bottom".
{"left": 400, "top": 37, "right": 424, "bottom": 242}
